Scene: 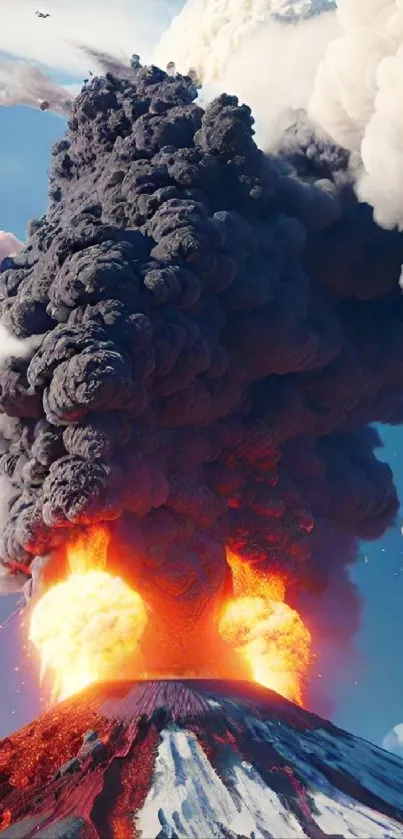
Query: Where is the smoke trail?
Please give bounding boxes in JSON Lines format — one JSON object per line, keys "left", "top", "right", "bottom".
{"left": 218, "top": 13, "right": 340, "bottom": 150}
{"left": 0, "top": 61, "right": 402, "bottom": 697}
{"left": 383, "top": 724, "right": 403, "bottom": 758}
{"left": 308, "top": 0, "right": 403, "bottom": 229}
{"left": 75, "top": 46, "right": 132, "bottom": 79}
{"left": 0, "top": 59, "right": 73, "bottom": 115}
{"left": 0, "top": 47, "right": 137, "bottom": 118}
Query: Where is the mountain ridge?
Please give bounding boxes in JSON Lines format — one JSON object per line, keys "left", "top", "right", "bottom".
{"left": 1, "top": 679, "right": 402, "bottom": 838}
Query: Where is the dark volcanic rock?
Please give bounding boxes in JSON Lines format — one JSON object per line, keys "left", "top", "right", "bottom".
{"left": 0, "top": 679, "right": 402, "bottom": 838}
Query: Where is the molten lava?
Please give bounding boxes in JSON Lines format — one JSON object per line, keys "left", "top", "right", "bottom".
{"left": 29, "top": 527, "right": 147, "bottom": 701}
{"left": 219, "top": 551, "right": 311, "bottom": 705}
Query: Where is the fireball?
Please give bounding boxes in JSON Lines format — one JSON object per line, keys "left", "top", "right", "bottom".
{"left": 29, "top": 527, "right": 147, "bottom": 701}
{"left": 219, "top": 551, "right": 311, "bottom": 705}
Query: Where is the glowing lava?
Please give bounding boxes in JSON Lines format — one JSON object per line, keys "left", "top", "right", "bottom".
{"left": 219, "top": 551, "right": 311, "bottom": 705}
{"left": 29, "top": 527, "right": 147, "bottom": 702}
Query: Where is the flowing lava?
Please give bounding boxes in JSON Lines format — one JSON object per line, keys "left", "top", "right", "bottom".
{"left": 219, "top": 551, "right": 312, "bottom": 705}
{"left": 29, "top": 527, "right": 147, "bottom": 701}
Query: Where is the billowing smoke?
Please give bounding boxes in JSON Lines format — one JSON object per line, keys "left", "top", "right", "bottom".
{"left": 153, "top": 0, "right": 336, "bottom": 85}
{"left": 0, "top": 59, "right": 74, "bottom": 115}
{"left": 0, "top": 231, "right": 23, "bottom": 264}
{"left": 154, "top": 0, "right": 403, "bottom": 231}
{"left": 1, "top": 60, "right": 403, "bottom": 694}
{"left": 76, "top": 46, "right": 132, "bottom": 78}
{"left": 308, "top": 0, "right": 403, "bottom": 229}
{"left": 383, "top": 724, "right": 403, "bottom": 758}
{"left": 152, "top": 0, "right": 341, "bottom": 154}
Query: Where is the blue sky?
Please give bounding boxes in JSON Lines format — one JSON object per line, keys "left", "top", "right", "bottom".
{"left": 0, "top": 106, "right": 63, "bottom": 239}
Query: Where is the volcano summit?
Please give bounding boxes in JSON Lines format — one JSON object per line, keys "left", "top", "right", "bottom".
{"left": 0, "top": 679, "right": 403, "bottom": 838}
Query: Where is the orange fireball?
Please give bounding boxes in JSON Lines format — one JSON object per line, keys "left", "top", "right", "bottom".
{"left": 29, "top": 527, "right": 147, "bottom": 702}
{"left": 219, "top": 551, "right": 311, "bottom": 705}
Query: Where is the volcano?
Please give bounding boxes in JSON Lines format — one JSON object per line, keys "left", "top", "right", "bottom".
{"left": 0, "top": 680, "right": 403, "bottom": 838}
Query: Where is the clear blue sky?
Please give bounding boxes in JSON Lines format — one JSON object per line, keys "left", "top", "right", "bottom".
{"left": 0, "top": 102, "right": 402, "bottom": 746}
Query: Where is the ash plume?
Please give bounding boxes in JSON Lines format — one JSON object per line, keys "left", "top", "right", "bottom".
{"left": 0, "top": 60, "right": 403, "bottom": 694}
{"left": 152, "top": 0, "right": 340, "bottom": 155}
{"left": 75, "top": 45, "right": 132, "bottom": 79}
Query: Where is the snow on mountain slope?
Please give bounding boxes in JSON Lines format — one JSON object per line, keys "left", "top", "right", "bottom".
{"left": 1, "top": 679, "right": 403, "bottom": 838}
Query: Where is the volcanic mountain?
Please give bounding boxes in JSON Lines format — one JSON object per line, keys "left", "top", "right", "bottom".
{"left": 0, "top": 680, "right": 402, "bottom": 838}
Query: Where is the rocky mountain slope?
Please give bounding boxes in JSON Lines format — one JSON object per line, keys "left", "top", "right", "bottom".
{"left": 1, "top": 679, "right": 403, "bottom": 838}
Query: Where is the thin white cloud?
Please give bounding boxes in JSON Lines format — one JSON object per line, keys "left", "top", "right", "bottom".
{"left": 0, "top": 0, "right": 182, "bottom": 74}
{"left": 382, "top": 724, "right": 403, "bottom": 758}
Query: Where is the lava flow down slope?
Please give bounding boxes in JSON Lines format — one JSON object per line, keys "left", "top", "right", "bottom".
{"left": 1, "top": 679, "right": 403, "bottom": 838}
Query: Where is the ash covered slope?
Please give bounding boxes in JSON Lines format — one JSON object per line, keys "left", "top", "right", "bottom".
{"left": 1, "top": 679, "right": 403, "bottom": 838}
{"left": 1, "top": 64, "right": 403, "bottom": 654}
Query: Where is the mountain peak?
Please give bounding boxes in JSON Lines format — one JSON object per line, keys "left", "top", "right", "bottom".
{"left": 1, "top": 679, "right": 402, "bottom": 838}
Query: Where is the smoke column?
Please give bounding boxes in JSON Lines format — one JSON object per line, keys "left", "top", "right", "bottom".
{"left": 308, "top": 0, "right": 403, "bottom": 230}
{"left": 155, "top": 0, "right": 403, "bottom": 231}
{"left": 152, "top": 0, "right": 340, "bottom": 153}
{"left": 1, "top": 58, "right": 403, "bottom": 699}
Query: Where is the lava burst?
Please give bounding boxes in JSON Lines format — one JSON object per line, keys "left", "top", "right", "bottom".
{"left": 219, "top": 551, "right": 311, "bottom": 705}
{"left": 29, "top": 527, "right": 147, "bottom": 701}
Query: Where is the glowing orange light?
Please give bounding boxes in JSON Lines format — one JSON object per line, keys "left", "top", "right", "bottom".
{"left": 29, "top": 527, "right": 147, "bottom": 702}
{"left": 219, "top": 551, "right": 311, "bottom": 705}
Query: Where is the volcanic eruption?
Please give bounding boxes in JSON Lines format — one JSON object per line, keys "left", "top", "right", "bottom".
{"left": 1, "top": 678, "right": 403, "bottom": 838}
{"left": 1, "top": 55, "right": 403, "bottom": 706}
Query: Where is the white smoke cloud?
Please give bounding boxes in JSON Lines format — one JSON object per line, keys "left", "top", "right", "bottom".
{"left": 154, "top": 0, "right": 276, "bottom": 84}
{"left": 308, "top": 0, "right": 403, "bottom": 230}
{"left": 0, "top": 231, "right": 23, "bottom": 263}
{"left": 154, "top": 1, "right": 338, "bottom": 151}
{"left": 218, "top": 12, "right": 339, "bottom": 150}
{"left": 382, "top": 723, "right": 403, "bottom": 758}
{"left": 0, "top": 324, "right": 37, "bottom": 362}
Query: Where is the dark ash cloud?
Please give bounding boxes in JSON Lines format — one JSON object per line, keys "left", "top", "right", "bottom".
{"left": 0, "top": 64, "right": 402, "bottom": 680}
